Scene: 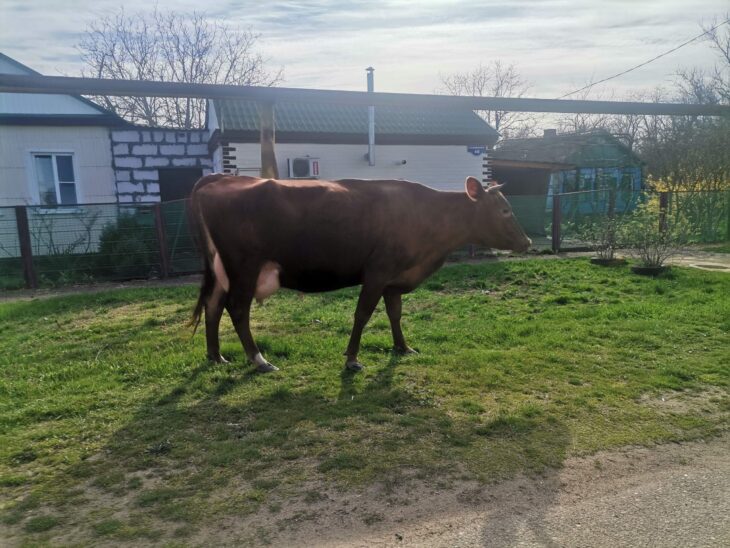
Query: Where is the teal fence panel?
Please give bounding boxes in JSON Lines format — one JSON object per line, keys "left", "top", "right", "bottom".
{"left": 507, "top": 194, "right": 553, "bottom": 250}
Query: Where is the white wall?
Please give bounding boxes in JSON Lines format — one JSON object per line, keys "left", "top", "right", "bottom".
{"left": 0, "top": 126, "right": 117, "bottom": 207}
{"left": 226, "top": 143, "right": 488, "bottom": 192}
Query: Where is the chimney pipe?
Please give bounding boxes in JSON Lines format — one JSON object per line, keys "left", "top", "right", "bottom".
{"left": 366, "top": 67, "right": 375, "bottom": 166}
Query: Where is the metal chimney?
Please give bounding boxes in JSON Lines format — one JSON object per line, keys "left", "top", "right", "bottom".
{"left": 366, "top": 67, "right": 375, "bottom": 166}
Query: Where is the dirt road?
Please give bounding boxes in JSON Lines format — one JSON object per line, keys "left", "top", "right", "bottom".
{"left": 262, "top": 435, "right": 729, "bottom": 548}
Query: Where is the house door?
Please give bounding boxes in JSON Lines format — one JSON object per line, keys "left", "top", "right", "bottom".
{"left": 158, "top": 168, "right": 203, "bottom": 202}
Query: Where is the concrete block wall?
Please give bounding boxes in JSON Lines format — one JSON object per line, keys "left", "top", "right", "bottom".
{"left": 110, "top": 129, "right": 212, "bottom": 202}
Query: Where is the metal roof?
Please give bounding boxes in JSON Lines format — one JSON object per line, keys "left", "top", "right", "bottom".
{"left": 0, "top": 53, "right": 125, "bottom": 124}
{"left": 492, "top": 130, "right": 643, "bottom": 168}
{"left": 213, "top": 99, "right": 499, "bottom": 140}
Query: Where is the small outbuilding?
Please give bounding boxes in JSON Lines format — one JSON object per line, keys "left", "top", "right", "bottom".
{"left": 491, "top": 129, "right": 644, "bottom": 235}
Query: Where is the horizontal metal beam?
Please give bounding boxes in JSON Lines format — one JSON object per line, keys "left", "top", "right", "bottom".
{"left": 1, "top": 73, "right": 728, "bottom": 116}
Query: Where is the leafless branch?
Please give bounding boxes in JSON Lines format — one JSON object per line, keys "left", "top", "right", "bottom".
{"left": 440, "top": 61, "right": 537, "bottom": 138}
{"left": 78, "top": 8, "right": 283, "bottom": 128}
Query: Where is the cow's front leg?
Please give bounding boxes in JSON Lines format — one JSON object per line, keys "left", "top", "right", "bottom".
{"left": 344, "top": 283, "right": 385, "bottom": 371}
{"left": 383, "top": 289, "right": 417, "bottom": 355}
{"left": 226, "top": 279, "right": 278, "bottom": 373}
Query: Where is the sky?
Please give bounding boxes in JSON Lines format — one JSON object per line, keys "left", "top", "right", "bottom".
{"left": 0, "top": 0, "right": 727, "bottom": 100}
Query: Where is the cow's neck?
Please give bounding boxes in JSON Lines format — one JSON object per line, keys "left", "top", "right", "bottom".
{"left": 428, "top": 192, "right": 478, "bottom": 253}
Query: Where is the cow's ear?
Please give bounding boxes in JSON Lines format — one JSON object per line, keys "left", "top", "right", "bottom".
{"left": 465, "top": 176, "right": 485, "bottom": 201}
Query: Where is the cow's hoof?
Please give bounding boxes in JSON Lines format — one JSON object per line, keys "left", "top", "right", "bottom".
{"left": 345, "top": 360, "right": 364, "bottom": 372}
{"left": 394, "top": 346, "right": 418, "bottom": 355}
{"left": 256, "top": 362, "right": 279, "bottom": 373}
{"left": 208, "top": 354, "right": 229, "bottom": 364}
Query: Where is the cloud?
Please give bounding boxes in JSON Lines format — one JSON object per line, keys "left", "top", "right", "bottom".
{"left": 0, "top": 0, "right": 726, "bottom": 100}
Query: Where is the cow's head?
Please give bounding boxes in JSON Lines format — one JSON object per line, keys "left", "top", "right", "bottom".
{"left": 465, "top": 176, "right": 531, "bottom": 253}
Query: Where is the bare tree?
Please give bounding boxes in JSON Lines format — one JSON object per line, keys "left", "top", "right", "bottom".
{"left": 556, "top": 83, "right": 612, "bottom": 134}
{"left": 700, "top": 13, "right": 729, "bottom": 103}
{"left": 78, "top": 8, "right": 283, "bottom": 128}
{"left": 440, "top": 61, "right": 536, "bottom": 138}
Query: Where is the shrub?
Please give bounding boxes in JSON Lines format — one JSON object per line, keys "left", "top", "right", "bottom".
{"left": 96, "top": 214, "right": 160, "bottom": 279}
{"left": 575, "top": 214, "right": 627, "bottom": 260}
{"left": 621, "top": 202, "right": 693, "bottom": 268}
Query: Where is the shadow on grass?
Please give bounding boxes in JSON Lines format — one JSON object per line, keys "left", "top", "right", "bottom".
{"left": 40, "top": 347, "right": 571, "bottom": 540}
{"left": 4, "top": 270, "right": 573, "bottom": 541}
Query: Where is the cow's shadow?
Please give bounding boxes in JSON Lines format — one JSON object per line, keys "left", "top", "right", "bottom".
{"left": 54, "top": 348, "right": 571, "bottom": 544}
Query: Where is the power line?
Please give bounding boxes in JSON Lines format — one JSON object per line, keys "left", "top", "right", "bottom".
{"left": 558, "top": 18, "right": 730, "bottom": 99}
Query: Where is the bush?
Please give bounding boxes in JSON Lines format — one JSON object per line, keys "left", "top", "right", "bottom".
{"left": 575, "top": 214, "right": 627, "bottom": 260}
{"left": 96, "top": 214, "right": 160, "bottom": 279}
{"left": 621, "top": 202, "right": 693, "bottom": 268}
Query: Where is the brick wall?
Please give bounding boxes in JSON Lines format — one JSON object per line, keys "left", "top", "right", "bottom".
{"left": 111, "top": 128, "right": 212, "bottom": 202}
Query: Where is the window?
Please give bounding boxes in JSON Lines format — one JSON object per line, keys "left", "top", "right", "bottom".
{"left": 33, "top": 153, "right": 78, "bottom": 205}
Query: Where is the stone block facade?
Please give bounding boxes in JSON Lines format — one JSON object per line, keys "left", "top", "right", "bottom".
{"left": 110, "top": 128, "right": 212, "bottom": 202}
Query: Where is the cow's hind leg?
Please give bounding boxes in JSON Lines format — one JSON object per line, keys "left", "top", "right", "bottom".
{"left": 226, "top": 272, "right": 278, "bottom": 373}
{"left": 344, "top": 282, "right": 385, "bottom": 371}
{"left": 383, "top": 289, "right": 417, "bottom": 355}
{"left": 205, "top": 283, "right": 228, "bottom": 363}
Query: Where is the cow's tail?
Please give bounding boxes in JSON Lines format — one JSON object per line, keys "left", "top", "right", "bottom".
{"left": 188, "top": 175, "right": 224, "bottom": 335}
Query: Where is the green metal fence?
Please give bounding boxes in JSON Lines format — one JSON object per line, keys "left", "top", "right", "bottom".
{"left": 0, "top": 207, "right": 23, "bottom": 290}
{"left": 0, "top": 200, "right": 201, "bottom": 290}
{"left": 1, "top": 189, "right": 728, "bottom": 290}
{"left": 554, "top": 189, "right": 730, "bottom": 250}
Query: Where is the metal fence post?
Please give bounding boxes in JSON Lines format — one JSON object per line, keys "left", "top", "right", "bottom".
{"left": 15, "top": 205, "right": 37, "bottom": 289}
{"left": 551, "top": 194, "right": 561, "bottom": 253}
{"left": 659, "top": 192, "right": 669, "bottom": 233}
{"left": 726, "top": 191, "right": 730, "bottom": 242}
{"left": 153, "top": 203, "right": 170, "bottom": 278}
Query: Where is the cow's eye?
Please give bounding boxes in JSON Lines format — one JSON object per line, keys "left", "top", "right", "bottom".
{"left": 502, "top": 208, "right": 510, "bottom": 215}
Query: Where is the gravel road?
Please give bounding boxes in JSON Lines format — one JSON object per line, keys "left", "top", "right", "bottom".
{"left": 274, "top": 434, "right": 729, "bottom": 548}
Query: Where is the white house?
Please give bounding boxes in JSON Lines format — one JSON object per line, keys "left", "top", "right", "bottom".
{"left": 207, "top": 99, "right": 499, "bottom": 191}
{"left": 0, "top": 53, "right": 128, "bottom": 208}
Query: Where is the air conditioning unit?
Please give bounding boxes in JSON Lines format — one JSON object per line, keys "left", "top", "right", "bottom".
{"left": 287, "top": 157, "right": 320, "bottom": 179}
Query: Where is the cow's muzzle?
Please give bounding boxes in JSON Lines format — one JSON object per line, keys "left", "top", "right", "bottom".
{"left": 512, "top": 237, "right": 532, "bottom": 254}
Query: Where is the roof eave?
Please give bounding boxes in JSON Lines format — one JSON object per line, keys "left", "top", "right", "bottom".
{"left": 218, "top": 129, "right": 497, "bottom": 146}
{"left": 0, "top": 113, "right": 132, "bottom": 127}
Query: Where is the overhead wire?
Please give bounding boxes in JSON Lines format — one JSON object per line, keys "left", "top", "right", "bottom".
{"left": 558, "top": 18, "right": 730, "bottom": 99}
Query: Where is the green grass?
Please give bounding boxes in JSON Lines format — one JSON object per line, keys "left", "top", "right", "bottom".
{"left": 1, "top": 259, "right": 728, "bottom": 544}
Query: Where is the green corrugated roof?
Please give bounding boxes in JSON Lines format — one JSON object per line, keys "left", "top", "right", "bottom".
{"left": 213, "top": 99, "right": 498, "bottom": 138}
{"left": 493, "top": 130, "right": 642, "bottom": 167}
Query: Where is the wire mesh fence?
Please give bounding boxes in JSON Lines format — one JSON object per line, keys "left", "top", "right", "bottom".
{"left": 161, "top": 200, "right": 200, "bottom": 274}
{"left": 1, "top": 189, "right": 728, "bottom": 290}
{"left": 0, "top": 207, "right": 23, "bottom": 290}
{"left": 0, "top": 202, "right": 186, "bottom": 290}
{"left": 556, "top": 189, "right": 644, "bottom": 250}
{"left": 556, "top": 189, "right": 730, "bottom": 249}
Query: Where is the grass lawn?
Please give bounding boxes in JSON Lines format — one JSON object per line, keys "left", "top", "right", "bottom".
{"left": 1, "top": 258, "right": 728, "bottom": 544}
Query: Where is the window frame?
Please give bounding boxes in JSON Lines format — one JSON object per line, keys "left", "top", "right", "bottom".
{"left": 27, "top": 150, "right": 83, "bottom": 212}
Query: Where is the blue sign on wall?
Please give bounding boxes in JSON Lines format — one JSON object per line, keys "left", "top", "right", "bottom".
{"left": 467, "top": 145, "right": 487, "bottom": 156}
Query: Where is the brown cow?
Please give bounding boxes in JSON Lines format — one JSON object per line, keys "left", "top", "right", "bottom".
{"left": 190, "top": 174, "right": 530, "bottom": 372}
